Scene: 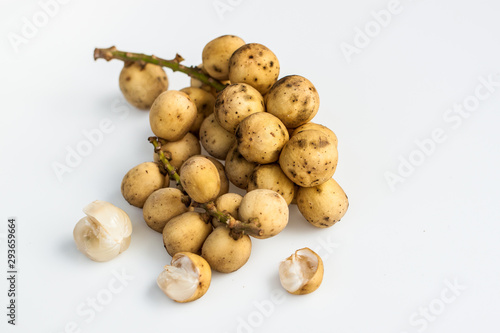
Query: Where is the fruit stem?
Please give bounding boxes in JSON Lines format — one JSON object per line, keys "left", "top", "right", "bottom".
{"left": 149, "top": 136, "right": 262, "bottom": 238}
{"left": 148, "top": 136, "right": 182, "bottom": 189}
{"left": 197, "top": 202, "right": 263, "bottom": 239}
{"left": 94, "top": 46, "right": 227, "bottom": 92}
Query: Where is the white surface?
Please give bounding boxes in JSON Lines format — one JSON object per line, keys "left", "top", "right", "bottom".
{"left": 1, "top": 0, "right": 500, "bottom": 332}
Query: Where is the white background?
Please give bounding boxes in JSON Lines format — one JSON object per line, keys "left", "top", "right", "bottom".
{"left": 1, "top": 0, "right": 499, "bottom": 332}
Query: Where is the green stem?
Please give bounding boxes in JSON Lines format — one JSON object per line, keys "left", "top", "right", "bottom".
{"left": 149, "top": 136, "right": 262, "bottom": 238}
{"left": 148, "top": 137, "right": 182, "bottom": 188}
{"left": 94, "top": 46, "right": 227, "bottom": 92}
{"left": 196, "top": 202, "right": 263, "bottom": 239}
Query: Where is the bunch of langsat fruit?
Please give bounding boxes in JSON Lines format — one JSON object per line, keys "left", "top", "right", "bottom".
{"left": 74, "top": 35, "right": 349, "bottom": 303}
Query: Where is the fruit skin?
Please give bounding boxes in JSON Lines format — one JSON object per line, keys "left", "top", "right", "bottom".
{"left": 179, "top": 156, "right": 220, "bottom": 203}
{"left": 149, "top": 90, "right": 197, "bottom": 141}
{"left": 296, "top": 178, "right": 348, "bottom": 228}
{"left": 279, "top": 248, "right": 324, "bottom": 295}
{"left": 202, "top": 35, "right": 246, "bottom": 81}
{"left": 205, "top": 156, "right": 229, "bottom": 198}
{"left": 213, "top": 193, "right": 242, "bottom": 228}
{"left": 292, "top": 123, "right": 338, "bottom": 148}
{"left": 235, "top": 112, "right": 289, "bottom": 164}
{"left": 238, "top": 189, "right": 289, "bottom": 239}
{"left": 247, "top": 164, "right": 295, "bottom": 205}
{"left": 214, "top": 83, "right": 265, "bottom": 134}
{"left": 279, "top": 129, "right": 338, "bottom": 187}
{"left": 162, "top": 212, "right": 212, "bottom": 256}
{"left": 201, "top": 226, "right": 252, "bottom": 273}
{"left": 225, "top": 144, "right": 258, "bottom": 189}
{"left": 229, "top": 43, "right": 280, "bottom": 95}
{"left": 180, "top": 87, "right": 216, "bottom": 136}
{"left": 176, "top": 253, "right": 211, "bottom": 303}
{"left": 121, "top": 162, "right": 164, "bottom": 208}
{"left": 266, "top": 75, "right": 320, "bottom": 129}
{"left": 200, "top": 114, "right": 235, "bottom": 160}
{"left": 119, "top": 62, "right": 168, "bottom": 110}
{"left": 143, "top": 188, "right": 189, "bottom": 233}
{"left": 154, "top": 134, "right": 201, "bottom": 170}
{"left": 190, "top": 64, "right": 217, "bottom": 96}
{"left": 157, "top": 252, "right": 212, "bottom": 303}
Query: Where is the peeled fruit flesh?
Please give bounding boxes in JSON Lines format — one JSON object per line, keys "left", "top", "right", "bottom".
{"left": 73, "top": 200, "right": 132, "bottom": 262}
{"left": 279, "top": 248, "right": 323, "bottom": 295}
{"left": 157, "top": 252, "right": 211, "bottom": 303}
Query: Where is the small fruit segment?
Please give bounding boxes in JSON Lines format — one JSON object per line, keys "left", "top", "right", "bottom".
{"left": 157, "top": 252, "right": 212, "bottom": 303}
{"left": 73, "top": 200, "right": 132, "bottom": 262}
{"left": 279, "top": 248, "right": 324, "bottom": 295}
